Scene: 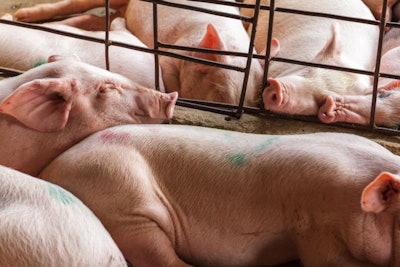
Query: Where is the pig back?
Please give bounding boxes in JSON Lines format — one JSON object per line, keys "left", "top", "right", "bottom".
{"left": 38, "top": 124, "right": 400, "bottom": 266}
{"left": 0, "top": 165, "right": 127, "bottom": 266}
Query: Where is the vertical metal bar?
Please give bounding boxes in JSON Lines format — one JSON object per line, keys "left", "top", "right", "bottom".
{"left": 105, "top": 0, "right": 111, "bottom": 71}
{"left": 153, "top": 1, "right": 161, "bottom": 91}
{"left": 260, "top": 0, "right": 275, "bottom": 109}
{"left": 369, "top": 0, "right": 388, "bottom": 128}
{"left": 235, "top": 0, "right": 262, "bottom": 118}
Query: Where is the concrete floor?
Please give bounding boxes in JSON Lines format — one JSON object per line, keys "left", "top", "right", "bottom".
{"left": 1, "top": 0, "right": 399, "bottom": 156}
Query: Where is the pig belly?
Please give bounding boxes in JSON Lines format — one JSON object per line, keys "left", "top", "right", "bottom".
{"left": 242, "top": 0, "right": 378, "bottom": 76}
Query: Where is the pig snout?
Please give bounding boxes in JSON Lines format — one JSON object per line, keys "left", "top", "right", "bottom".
{"left": 263, "top": 78, "right": 285, "bottom": 111}
{"left": 134, "top": 91, "right": 178, "bottom": 122}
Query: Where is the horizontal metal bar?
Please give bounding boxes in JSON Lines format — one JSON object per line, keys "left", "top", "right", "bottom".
{"left": 271, "top": 57, "right": 375, "bottom": 76}
{"left": 0, "top": 67, "right": 23, "bottom": 77}
{"left": 141, "top": 0, "right": 252, "bottom": 22}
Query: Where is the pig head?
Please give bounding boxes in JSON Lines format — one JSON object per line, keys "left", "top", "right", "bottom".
{"left": 262, "top": 22, "right": 373, "bottom": 116}
{"left": 0, "top": 56, "right": 177, "bottom": 176}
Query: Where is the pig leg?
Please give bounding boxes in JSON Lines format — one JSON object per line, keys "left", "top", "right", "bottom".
{"left": 49, "top": 14, "right": 114, "bottom": 31}
{"left": 318, "top": 95, "right": 372, "bottom": 125}
{"left": 14, "top": 0, "right": 128, "bottom": 22}
{"left": 115, "top": 224, "right": 192, "bottom": 267}
{"left": 319, "top": 91, "right": 400, "bottom": 127}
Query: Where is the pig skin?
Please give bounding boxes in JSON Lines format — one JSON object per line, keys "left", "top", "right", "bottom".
{"left": 40, "top": 124, "right": 400, "bottom": 267}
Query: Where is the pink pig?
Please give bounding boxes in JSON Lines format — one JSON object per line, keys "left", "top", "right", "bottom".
{"left": 40, "top": 123, "right": 400, "bottom": 266}
{"left": 0, "top": 55, "right": 177, "bottom": 176}
{"left": 318, "top": 25, "right": 400, "bottom": 127}
{"left": 0, "top": 14, "right": 165, "bottom": 91}
{"left": 0, "top": 165, "right": 127, "bottom": 266}
{"left": 14, "top": 0, "right": 264, "bottom": 106}
{"left": 241, "top": 0, "right": 379, "bottom": 116}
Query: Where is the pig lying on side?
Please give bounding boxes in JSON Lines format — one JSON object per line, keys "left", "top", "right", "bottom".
{"left": 241, "top": 0, "right": 378, "bottom": 116}
{"left": 318, "top": 23, "right": 400, "bottom": 127}
{"left": 14, "top": 0, "right": 264, "bottom": 106}
{"left": 0, "top": 55, "right": 177, "bottom": 176}
{"left": 40, "top": 124, "right": 400, "bottom": 266}
{"left": 0, "top": 14, "right": 164, "bottom": 91}
{"left": 0, "top": 165, "right": 127, "bottom": 266}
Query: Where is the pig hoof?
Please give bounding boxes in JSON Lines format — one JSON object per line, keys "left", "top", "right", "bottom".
{"left": 318, "top": 95, "right": 338, "bottom": 124}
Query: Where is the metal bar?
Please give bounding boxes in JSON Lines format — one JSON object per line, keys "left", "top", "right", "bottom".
{"left": 177, "top": 99, "right": 237, "bottom": 117}
{"left": 369, "top": 0, "right": 388, "bottom": 129}
{"left": 260, "top": 0, "right": 276, "bottom": 110}
{"left": 159, "top": 42, "right": 249, "bottom": 58}
{"left": 153, "top": 2, "right": 161, "bottom": 91}
{"left": 141, "top": 0, "right": 252, "bottom": 22}
{"left": 105, "top": 0, "right": 111, "bottom": 71}
{"left": 272, "top": 57, "right": 375, "bottom": 76}
{"left": 240, "top": 4, "right": 380, "bottom": 26}
{"left": 235, "top": 0, "right": 262, "bottom": 118}
{"left": 0, "top": 67, "right": 23, "bottom": 77}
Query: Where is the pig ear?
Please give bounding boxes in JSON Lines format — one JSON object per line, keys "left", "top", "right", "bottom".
{"left": 361, "top": 172, "right": 400, "bottom": 213}
{"left": 0, "top": 78, "right": 75, "bottom": 132}
{"left": 195, "top": 23, "right": 227, "bottom": 62}
{"left": 259, "top": 38, "right": 280, "bottom": 68}
{"left": 315, "top": 22, "right": 342, "bottom": 60}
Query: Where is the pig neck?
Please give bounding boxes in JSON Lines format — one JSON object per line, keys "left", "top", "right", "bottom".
{"left": 0, "top": 116, "right": 82, "bottom": 177}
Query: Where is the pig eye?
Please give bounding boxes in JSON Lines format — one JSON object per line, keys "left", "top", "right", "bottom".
{"left": 98, "top": 87, "right": 114, "bottom": 94}
{"left": 97, "top": 83, "right": 120, "bottom": 97}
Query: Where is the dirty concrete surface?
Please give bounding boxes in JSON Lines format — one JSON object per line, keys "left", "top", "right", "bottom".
{"left": 0, "top": 0, "right": 399, "bottom": 156}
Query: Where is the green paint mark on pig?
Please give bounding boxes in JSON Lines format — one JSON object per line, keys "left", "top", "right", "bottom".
{"left": 226, "top": 137, "right": 279, "bottom": 167}
{"left": 32, "top": 59, "right": 47, "bottom": 68}
{"left": 227, "top": 152, "right": 247, "bottom": 167}
{"left": 47, "top": 183, "right": 77, "bottom": 205}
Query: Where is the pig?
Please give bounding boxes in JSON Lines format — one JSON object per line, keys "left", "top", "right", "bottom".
{"left": 0, "top": 14, "right": 165, "bottom": 91}
{"left": 318, "top": 23, "right": 400, "bottom": 127}
{"left": 40, "top": 123, "right": 400, "bottom": 266}
{"left": 362, "top": 0, "right": 399, "bottom": 23}
{"left": 0, "top": 55, "right": 177, "bottom": 176}
{"left": 14, "top": 0, "right": 264, "bottom": 106}
{"left": 0, "top": 164, "right": 127, "bottom": 266}
{"left": 240, "top": 0, "right": 379, "bottom": 116}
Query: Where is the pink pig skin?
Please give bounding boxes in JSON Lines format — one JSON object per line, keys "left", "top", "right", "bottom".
{"left": 40, "top": 124, "right": 400, "bottom": 267}
{"left": 14, "top": 0, "right": 264, "bottom": 106}
{"left": 362, "top": 0, "right": 399, "bottom": 22}
{"left": 0, "top": 165, "right": 127, "bottom": 266}
{"left": 0, "top": 56, "right": 177, "bottom": 176}
{"left": 241, "top": 0, "right": 379, "bottom": 116}
{"left": 125, "top": 0, "right": 264, "bottom": 106}
{"left": 318, "top": 26, "right": 400, "bottom": 127}
{"left": 0, "top": 15, "right": 165, "bottom": 91}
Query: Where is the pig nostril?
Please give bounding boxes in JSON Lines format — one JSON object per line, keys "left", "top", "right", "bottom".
{"left": 271, "top": 92, "right": 277, "bottom": 103}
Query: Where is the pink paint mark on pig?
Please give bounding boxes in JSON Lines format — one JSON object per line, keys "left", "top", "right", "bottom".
{"left": 99, "top": 130, "right": 131, "bottom": 144}
{"left": 240, "top": 230, "right": 264, "bottom": 237}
